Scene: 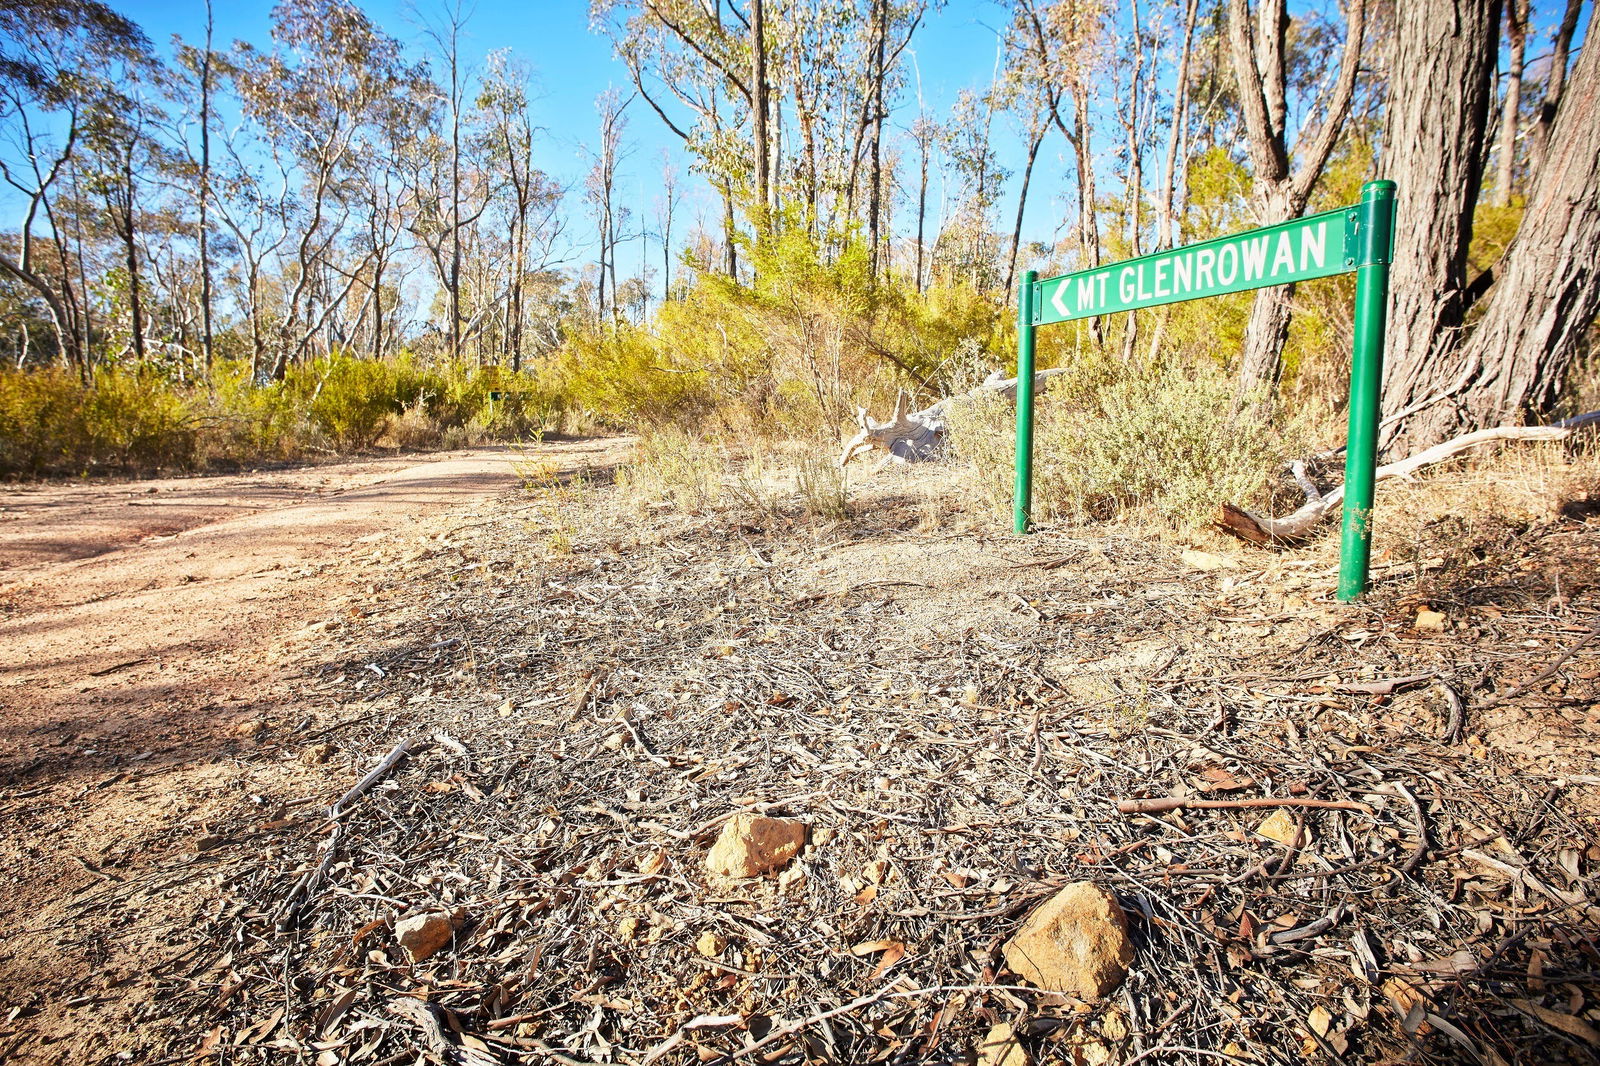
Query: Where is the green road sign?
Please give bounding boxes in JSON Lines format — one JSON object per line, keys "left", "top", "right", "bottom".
{"left": 1013, "top": 180, "right": 1397, "bottom": 602}
{"left": 1033, "top": 206, "right": 1355, "bottom": 326}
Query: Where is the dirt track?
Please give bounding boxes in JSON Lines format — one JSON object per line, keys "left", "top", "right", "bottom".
{"left": 0, "top": 439, "right": 622, "bottom": 1062}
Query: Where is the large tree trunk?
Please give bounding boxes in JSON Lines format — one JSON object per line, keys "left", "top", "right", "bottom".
{"left": 1228, "top": 0, "right": 1365, "bottom": 401}
{"left": 198, "top": 0, "right": 215, "bottom": 370}
{"left": 1376, "top": 0, "right": 1501, "bottom": 451}
{"left": 1389, "top": 32, "right": 1600, "bottom": 448}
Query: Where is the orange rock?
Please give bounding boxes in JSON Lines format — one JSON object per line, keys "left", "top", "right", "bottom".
{"left": 977, "top": 1022, "right": 1030, "bottom": 1066}
{"left": 706, "top": 814, "right": 808, "bottom": 879}
{"left": 394, "top": 910, "right": 462, "bottom": 963}
{"left": 1002, "top": 882, "right": 1133, "bottom": 997}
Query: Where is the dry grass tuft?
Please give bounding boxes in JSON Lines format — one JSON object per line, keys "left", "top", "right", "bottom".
{"left": 945, "top": 357, "right": 1309, "bottom": 531}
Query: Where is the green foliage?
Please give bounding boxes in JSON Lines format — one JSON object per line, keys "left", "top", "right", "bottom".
{"left": 296, "top": 355, "right": 405, "bottom": 448}
{"left": 946, "top": 354, "right": 1302, "bottom": 529}
{"left": 1469, "top": 201, "right": 1524, "bottom": 278}
{"left": 549, "top": 219, "right": 1005, "bottom": 444}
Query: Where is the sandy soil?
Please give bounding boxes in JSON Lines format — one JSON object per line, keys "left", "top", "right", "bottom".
{"left": 0, "top": 439, "right": 625, "bottom": 1062}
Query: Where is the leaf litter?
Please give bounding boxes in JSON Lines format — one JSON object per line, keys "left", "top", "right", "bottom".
{"left": 110, "top": 464, "right": 1600, "bottom": 1065}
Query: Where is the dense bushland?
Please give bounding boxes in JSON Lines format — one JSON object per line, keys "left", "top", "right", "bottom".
{"left": 0, "top": 357, "right": 560, "bottom": 478}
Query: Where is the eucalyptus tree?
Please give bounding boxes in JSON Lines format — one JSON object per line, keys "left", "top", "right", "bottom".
{"left": 1379, "top": 0, "right": 1600, "bottom": 451}
{"left": 595, "top": 0, "right": 925, "bottom": 279}
{"left": 1226, "top": 0, "right": 1366, "bottom": 402}
{"left": 84, "top": 82, "right": 164, "bottom": 366}
{"left": 0, "top": 0, "right": 153, "bottom": 373}
{"left": 594, "top": 0, "right": 749, "bottom": 275}
{"left": 478, "top": 51, "right": 566, "bottom": 369}
{"left": 653, "top": 151, "right": 681, "bottom": 300}
{"left": 938, "top": 86, "right": 1007, "bottom": 289}
{"left": 1005, "top": 0, "right": 1104, "bottom": 331}
{"left": 584, "top": 88, "right": 633, "bottom": 323}
{"left": 209, "top": 87, "right": 295, "bottom": 378}
{"left": 232, "top": 0, "right": 425, "bottom": 377}
{"left": 167, "top": 0, "right": 218, "bottom": 368}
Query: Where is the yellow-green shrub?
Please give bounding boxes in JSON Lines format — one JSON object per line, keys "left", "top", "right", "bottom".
{"left": 0, "top": 366, "right": 198, "bottom": 476}
{"left": 947, "top": 354, "right": 1302, "bottom": 529}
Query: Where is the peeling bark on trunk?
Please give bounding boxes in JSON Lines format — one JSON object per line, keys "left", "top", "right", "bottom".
{"left": 1376, "top": 0, "right": 1501, "bottom": 450}
{"left": 1382, "top": 11, "right": 1600, "bottom": 452}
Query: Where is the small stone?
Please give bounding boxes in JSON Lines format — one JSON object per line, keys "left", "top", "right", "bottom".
{"left": 1002, "top": 882, "right": 1133, "bottom": 997}
{"left": 1181, "top": 549, "right": 1228, "bottom": 571}
{"left": 695, "top": 931, "right": 727, "bottom": 957}
{"left": 394, "top": 910, "right": 463, "bottom": 963}
{"left": 602, "top": 732, "right": 627, "bottom": 751}
{"left": 616, "top": 915, "right": 640, "bottom": 940}
{"left": 1256, "top": 809, "right": 1306, "bottom": 846}
{"left": 706, "top": 814, "right": 808, "bottom": 879}
{"left": 1414, "top": 609, "right": 1447, "bottom": 632}
{"left": 300, "top": 742, "right": 335, "bottom": 766}
{"left": 977, "top": 1023, "right": 1030, "bottom": 1066}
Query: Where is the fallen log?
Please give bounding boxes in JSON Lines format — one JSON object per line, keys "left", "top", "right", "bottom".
{"left": 1219, "top": 422, "right": 1584, "bottom": 545}
{"left": 839, "top": 368, "right": 1069, "bottom": 469}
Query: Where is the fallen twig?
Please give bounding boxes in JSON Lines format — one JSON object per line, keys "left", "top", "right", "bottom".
{"left": 1476, "top": 620, "right": 1600, "bottom": 710}
{"left": 1115, "top": 796, "right": 1373, "bottom": 815}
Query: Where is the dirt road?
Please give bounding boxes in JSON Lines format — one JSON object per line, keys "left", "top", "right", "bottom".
{"left": 0, "top": 439, "right": 622, "bottom": 1062}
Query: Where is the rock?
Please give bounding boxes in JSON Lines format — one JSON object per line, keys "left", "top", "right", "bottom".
{"left": 394, "top": 910, "right": 463, "bottom": 963}
{"left": 977, "top": 1022, "right": 1030, "bottom": 1066}
{"left": 1002, "top": 882, "right": 1133, "bottom": 997}
{"left": 1256, "top": 809, "right": 1308, "bottom": 846}
{"left": 1414, "top": 608, "right": 1447, "bottom": 632}
{"left": 695, "top": 931, "right": 727, "bottom": 956}
{"left": 706, "top": 814, "right": 808, "bottom": 879}
{"left": 300, "top": 742, "right": 335, "bottom": 766}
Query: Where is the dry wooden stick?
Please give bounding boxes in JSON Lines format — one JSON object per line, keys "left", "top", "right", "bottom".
{"left": 276, "top": 738, "right": 423, "bottom": 930}
{"left": 1219, "top": 423, "right": 1579, "bottom": 544}
{"left": 1115, "top": 796, "right": 1373, "bottom": 815}
{"left": 330, "top": 737, "right": 421, "bottom": 817}
{"left": 1476, "top": 620, "right": 1600, "bottom": 710}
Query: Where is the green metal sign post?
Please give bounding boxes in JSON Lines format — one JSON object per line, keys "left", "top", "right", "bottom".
{"left": 1014, "top": 179, "right": 1396, "bottom": 601}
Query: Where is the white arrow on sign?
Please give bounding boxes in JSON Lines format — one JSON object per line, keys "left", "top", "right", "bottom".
{"left": 1050, "top": 278, "right": 1071, "bottom": 319}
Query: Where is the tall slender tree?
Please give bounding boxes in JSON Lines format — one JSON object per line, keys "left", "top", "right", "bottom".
{"left": 1227, "top": 0, "right": 1366, "bottom": 401}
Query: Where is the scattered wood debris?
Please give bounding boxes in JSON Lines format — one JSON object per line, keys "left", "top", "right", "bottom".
{"left": 104, "top": 466, "right": 1600, "bottom": 1065}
